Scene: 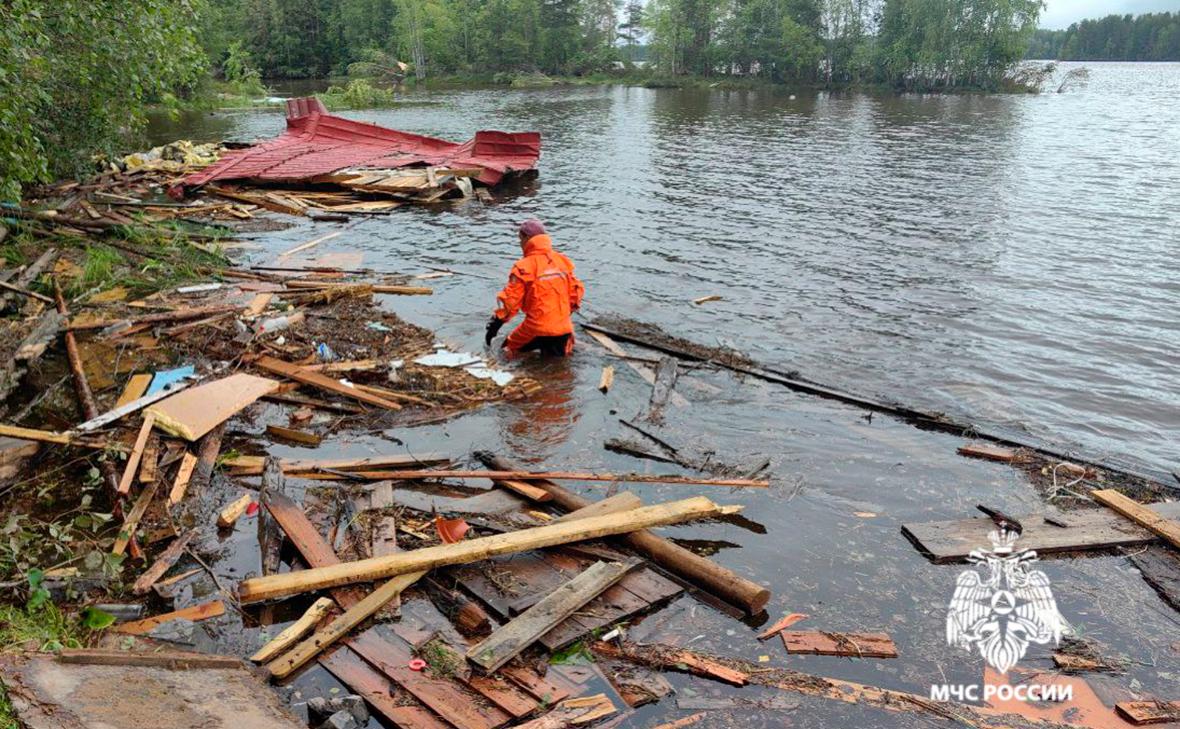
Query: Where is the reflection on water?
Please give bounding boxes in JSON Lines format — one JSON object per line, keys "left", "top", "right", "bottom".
{"left": 497, "top": 358, "right": 579, "bottom": 463}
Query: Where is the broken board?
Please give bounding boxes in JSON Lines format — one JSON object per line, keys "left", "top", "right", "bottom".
{"left": 0, "top": 650, "right": 303, "bottom": 728}
{"left": 901, "top": 502, "right": 1180, "bottom": 564}
{"left": 147, "top": 373, "right": 279, "bottom": 441}
{"left": 779, "top": 631, "right": 898, "bottom": 658}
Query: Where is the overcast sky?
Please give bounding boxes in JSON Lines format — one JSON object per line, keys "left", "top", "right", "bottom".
{"left": 1041, "top": 0, "right": 1180, "bottom": 28}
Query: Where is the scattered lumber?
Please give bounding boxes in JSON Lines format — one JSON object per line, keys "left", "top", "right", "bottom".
{"left": 598, "top": 366, "right": 614, "bottom": 393}
{"left": 192, "top": 422, "right": 226, "bottom": 490}
{"left": 514, "top": 695, "right": 617, "bottom": 728}
{"left": 901, "top": 501, "right": 1180, "bottom": 563}
{"left": 0, "top": 277, "right": 53, "bottom": 304}
{"left": 224, "top": 452, "right": 449, "bottom": 476}
{"left": 238, "top": 496, "right": 735, "bottom": 603}
{"left": 592, "top": 641, "right": 748, "bottom": 686}
{"left": 318, "top": 650, "right": 453, "bottom": 729}
{"left": 147, "top": 373, "right": 279, "bottom": 441}
{"left": 132, "top": 529, "right": 197, "bottom": 595}
{"left": 1092, "top": 489, "right": 1180, "bottom": 550}
{"left": 112, "top": 481, "right": 159, "bottom": 556}
{"left": 169, "top": 451, "right": 198, "bottom": 505}
{"left": 477, "top": 452, "right": 771, "bottom": 615}
{"left": 1115, "top": 700, "right": 1180, "bottom": 725}
{"left": 757, "top": 612, "right": 808, "bottom": 641}
{"left": 112, "top": 599, "right": 226, "bottom": 635}
{"left": 265, "top": 424, "right": 322, "bottom": 445}
{"left": 254, "top": 355, "right": 403, "bottom": 409}
{"left": 584, "top": 329, "right": 688, "bottom": 407}
{"left": 76, "top": 379, "right": 195, "bottom": 432}
{"left": 468, "top": 561, "right": 636, "bottom": 672}
{"left": 779, "top": 631, "right": 898, "bottom": 658}
{"left": 303, "top": 469, "right": 769, "bottom": 489}
{"left": 218, "top": 494, "right": 253, "bottom": 529}
{"left": 116, "top": 414, "right": 156, "bottom": 495}
{"left": 283, "top": 279, "right": 432, "bottom": 296}
{"left": 68, "top": 304, "right": 241, "bottom": 331}
{"left": 266, "top": 571, "right": 425, "bottom": 678}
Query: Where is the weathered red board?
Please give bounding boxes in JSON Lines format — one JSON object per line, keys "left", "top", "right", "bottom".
{"left": 178, "top": 97, "right": 540, "bottom": 190}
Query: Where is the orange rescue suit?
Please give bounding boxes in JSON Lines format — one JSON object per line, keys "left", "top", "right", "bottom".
{"left": 493, "top": 234, "right": 585, "bottom": 354}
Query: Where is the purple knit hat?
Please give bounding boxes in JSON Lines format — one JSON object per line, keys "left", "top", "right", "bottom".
{"left": 517, "top": 219, "right": 546, "bottom": 238}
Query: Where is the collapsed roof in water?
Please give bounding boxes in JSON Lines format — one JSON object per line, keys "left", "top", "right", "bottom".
{"left": 177, "top": 97, "right": 541, "bottom": 192}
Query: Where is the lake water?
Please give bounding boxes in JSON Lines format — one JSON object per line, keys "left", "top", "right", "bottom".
{"left": 150, "top": 64, "right": 1180, "bottom": 726}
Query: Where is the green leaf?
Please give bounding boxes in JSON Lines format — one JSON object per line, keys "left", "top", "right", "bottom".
{"left": 80, "top": 606, "right": 117, "bottom": 630}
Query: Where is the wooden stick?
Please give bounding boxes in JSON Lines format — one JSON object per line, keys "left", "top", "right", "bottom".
{"left": 132, "top": 529, "right": 196, "bottom": 595}
{"left": 266, "top": 571, "right": 425, "bottom": 678}
{"left": 250, "top": 596, "right": 335, "bottom": 663}
{"left": 238, "top": 496, "right": 733, "bottom": 603}
{"left": 477, "top": 451, "right": 771, "bottom": 615}
{"left": 282, "top": 279, "right": 432, "bottom": 296}
{"left": 169, "top": 452, "right": 198, "bottom": 505}
{"left": 0, "top": 423, "right": 75, "bottom": 446}
{"left": 598, "top": 365, "right": 614, "bottom": 393}
{"left": 277, "top": 230, "right": 342, "bottom": 258}
{"left": 1093, "top": 489, "right": 1180, "bottom": 549}
{"left": 467, "top": 561, "right": 635, "bottom": 672}
{"left": 68, "top": 304, "right": 240, "bottom": 331}
{"left": 112, "top": 599, "right": 225, "bottom": 635}
{"left": 223, "top": 452, "right": 450, "bottom": 476}
{"left": 0, "top": 278, "right": 53, "bottom": 304}
{"left": 112, "top": 481, "right": 159, "bottom": 556}
{"left": 253, "top": 356, "right": 402, "bottom": 410}
{"left": 295, "top": 469, "right": 768, "bottom": 489}
{"left": 117, "top": 414, "right": 156, "bottom": 495}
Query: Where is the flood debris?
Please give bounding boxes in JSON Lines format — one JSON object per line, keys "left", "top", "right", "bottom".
{"left": 778, "top": 630, "right": 898, "bottom": 659}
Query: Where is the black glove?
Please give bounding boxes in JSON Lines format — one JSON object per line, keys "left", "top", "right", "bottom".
{"left": 484, "top": 316, "right": 505, "bottom": 345}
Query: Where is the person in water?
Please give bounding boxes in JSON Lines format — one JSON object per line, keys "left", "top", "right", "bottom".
{"left": 485, "top": 219, "right": 585, "bottom": 357}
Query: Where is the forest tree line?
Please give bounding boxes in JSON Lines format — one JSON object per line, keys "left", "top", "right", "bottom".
{"left": 1026, "top": 12, "right": 1180, "bottom": 60}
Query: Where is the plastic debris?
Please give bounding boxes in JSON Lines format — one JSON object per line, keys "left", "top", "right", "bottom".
{"left": 315, "top": 342, "right": 337, "bottom": 362}
{"left": 145, "top": 365, "right": 196, "bottom": 397}
{"left": 434, "top": 516, "right": 470, "bottom": 544}
{"left": 408, "top": 658, "right": 427, "bottom": 671}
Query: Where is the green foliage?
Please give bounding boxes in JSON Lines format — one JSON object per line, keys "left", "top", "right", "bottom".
{"left": 0, "top": 602, "right": 84, "bottom": 652}
{"left": 322, "top": 78, "right": 399, "bottom": 108}
{"left": 0, "top": 0, "right": 209, "bottom": 200}
{"left": 223, "top": 41, "right": 267, "bottom": 95}
{"left": 1028, "top": 12, "right": 1180, "bottom": 61}
{"left": 417, "top": 637, "right": 461, "bottom": 676}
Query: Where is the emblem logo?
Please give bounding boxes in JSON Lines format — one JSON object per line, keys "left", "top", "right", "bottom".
{"left": 946, "top": 528, "right": 1065, "bottom": 673}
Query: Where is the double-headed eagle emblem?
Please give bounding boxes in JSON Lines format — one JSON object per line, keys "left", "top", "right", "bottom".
{"left": 946, "top": 528, "right": 1065, "bottom": 673}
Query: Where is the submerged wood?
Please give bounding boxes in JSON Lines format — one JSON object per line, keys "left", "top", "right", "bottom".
{"left": 238, "top": 496, "right": 732, "bottom": 603}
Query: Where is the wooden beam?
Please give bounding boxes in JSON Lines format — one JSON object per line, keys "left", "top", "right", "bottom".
{"left": 296, "top": 469, "right": 769, "bottom": 489}
{"left": 238, "top": 496, "right": 733, "bottom": 603}
{"left": 112, "top": 481, "right": 159, "bottom": 556}
{"left": 117, "top": 414, "right": 156, "bottom": 495}
{"left": 1092, "top": 490, "right": 1180, "bottom": 550}
{"left": 253, "top": 356, "right": 402, "bottom": 410}
{"left": 554, "top": 492, "right": 643, "bottom": 523}
{"left": 251, "top": 597, "right": 335, "bottom": 663}
{"left": 131, "top": 529, "right": 196, "bottom": 595}
{"left": 266, "top": 571, "right": 425, "bottom": 678}
{"left": 477, "top": 452, "right": 771, "bottom": 615}
{"left": 168, "top": 452, "right": 198, "bottom": 505}
{"left": 112, "top": 599, "right": 225, "bottom": 635}
{"left": 467, "top": 561, "right": 635, "bottom": 672}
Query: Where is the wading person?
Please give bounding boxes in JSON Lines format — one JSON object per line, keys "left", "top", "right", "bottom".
{"left": 485, "top": 219, "right": 584, "bottom": 357}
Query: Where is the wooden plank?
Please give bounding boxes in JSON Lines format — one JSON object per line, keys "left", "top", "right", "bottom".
{"left": 278, "top": 231, "right": 342, "bottom": 258}
{"left": 76, "top": 380, "right": 195, "bottom": 432}
{"left": 261, "top": 491, "right": 368, "bottom": 608}
{"left": 218, "top": 493, "right": 253, "bottom": 529}
{"left": 116, "top": 373, "right": 152, "bottom": 408}
{"left": 112, "top": 599, "right": 225, "bottom": 635}
{"left": 319, "top": 649, "right": 452, "bottom": 729}
{"left": 593, "top": 641, "right": 747, "bottom": 686}
{"left": 757, "top": 613, "right": 808, "bottom": 641}
{"left": 253, "top": 597, "right": 338, "bottom": 664}
{"left": 538, "top": 578, "right": 651, "bottom": 652}
{"left": 225, "top": 452, "right": 450, "bottom": 475}
{"left": 598, "top": 366, "right": 614, "bottom": 393}
{"left": 464, "top": 673, "right": 538, "bottom": 719}
{"left": 56, "top": 648, "right": 242, "bottom": 670}
{"left": 132, "top": 529, "right": 196, "bottom": 595}
{"left": 554, "top": 492, "right": 643, "bottom": 524}
{"left": 1092, "top": 489, "right": 1180, "bottom": 550}
{"left": 168, "top": 452, "right": 198, "bottom": 505}
{"left": 584, "top": 330, "right": 688, "bottom": 407}
{"left": 138, "top": 435, "right": 159, "bottom": 483}
{"left": 266, "top": 570, "right": 425, "bottom": 678}
{"left": 1130, "top": 546, "right": 1180, "bottom": 613}
{"left": 957, "top": 442, "right": 1022, "bottom": 462}
{"left": 495, "top": 478, "right": 553, "bottom": 502}
{"left": 238, "top": 497, "right": 732, "bottom": 603}
{"left": 0, "top": 424, "right": 74, "bottom": 446}
{"left": 112, "top": 481, "right": 159, "bottom": 556}
{"left": 347, "top": 629, "right": 510, "bottom": 729}
{"left": 266, "top": 424, "right": 322, "bottom": 445}
{"left": 117, "top": 413, "right": 156, "bottom": 495}
{"left": 245, "top": 293, "right": 274, "bottom": 317}
{"left": 254, "top": 356, "right": 402, "bottom": 410}
{"left": 501, "top": 666, "right": 571, "bottom": 705}
{"left": 1115, "top": 700, "right": 1180, "bottom": 725}
{"left": 147, "top": 373, "right": 279, "bottom": 441}
{"left": 780, "top": 631, "right": 898, "bottom": 658}
{"left": 306, "top": 469, "right": 768, "bottom": 489}
{"left": 901, "top": 501, "right": 1180, "bottom": 563}
{"left": 468, "top": 561, "right": 635, "bottom": 672}
{"left": 646, "top": 356, "right": 679, "bottom": 422}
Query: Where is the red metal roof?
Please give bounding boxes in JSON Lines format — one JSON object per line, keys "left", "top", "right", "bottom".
{"left": 179, "top": 97, "right": 540, "bottom": 189}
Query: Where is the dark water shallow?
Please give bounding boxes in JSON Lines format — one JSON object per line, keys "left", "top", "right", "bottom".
{"left": 149, "top": 64, "right": 1180, "bottom": 727}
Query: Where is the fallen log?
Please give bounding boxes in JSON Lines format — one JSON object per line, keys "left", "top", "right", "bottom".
{"left": 238, "top": 496, "right": 736, "bottom": 603}
{"left": 477, "top": 452, "right": 771, "bottom": 615}
{"left": 294, "top": 469, "right": 769, "bottom": 489}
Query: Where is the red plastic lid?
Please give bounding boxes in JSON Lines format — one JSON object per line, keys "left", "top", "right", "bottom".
{"left": 408, "top": 659, "right": 427, "bottom": 672}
